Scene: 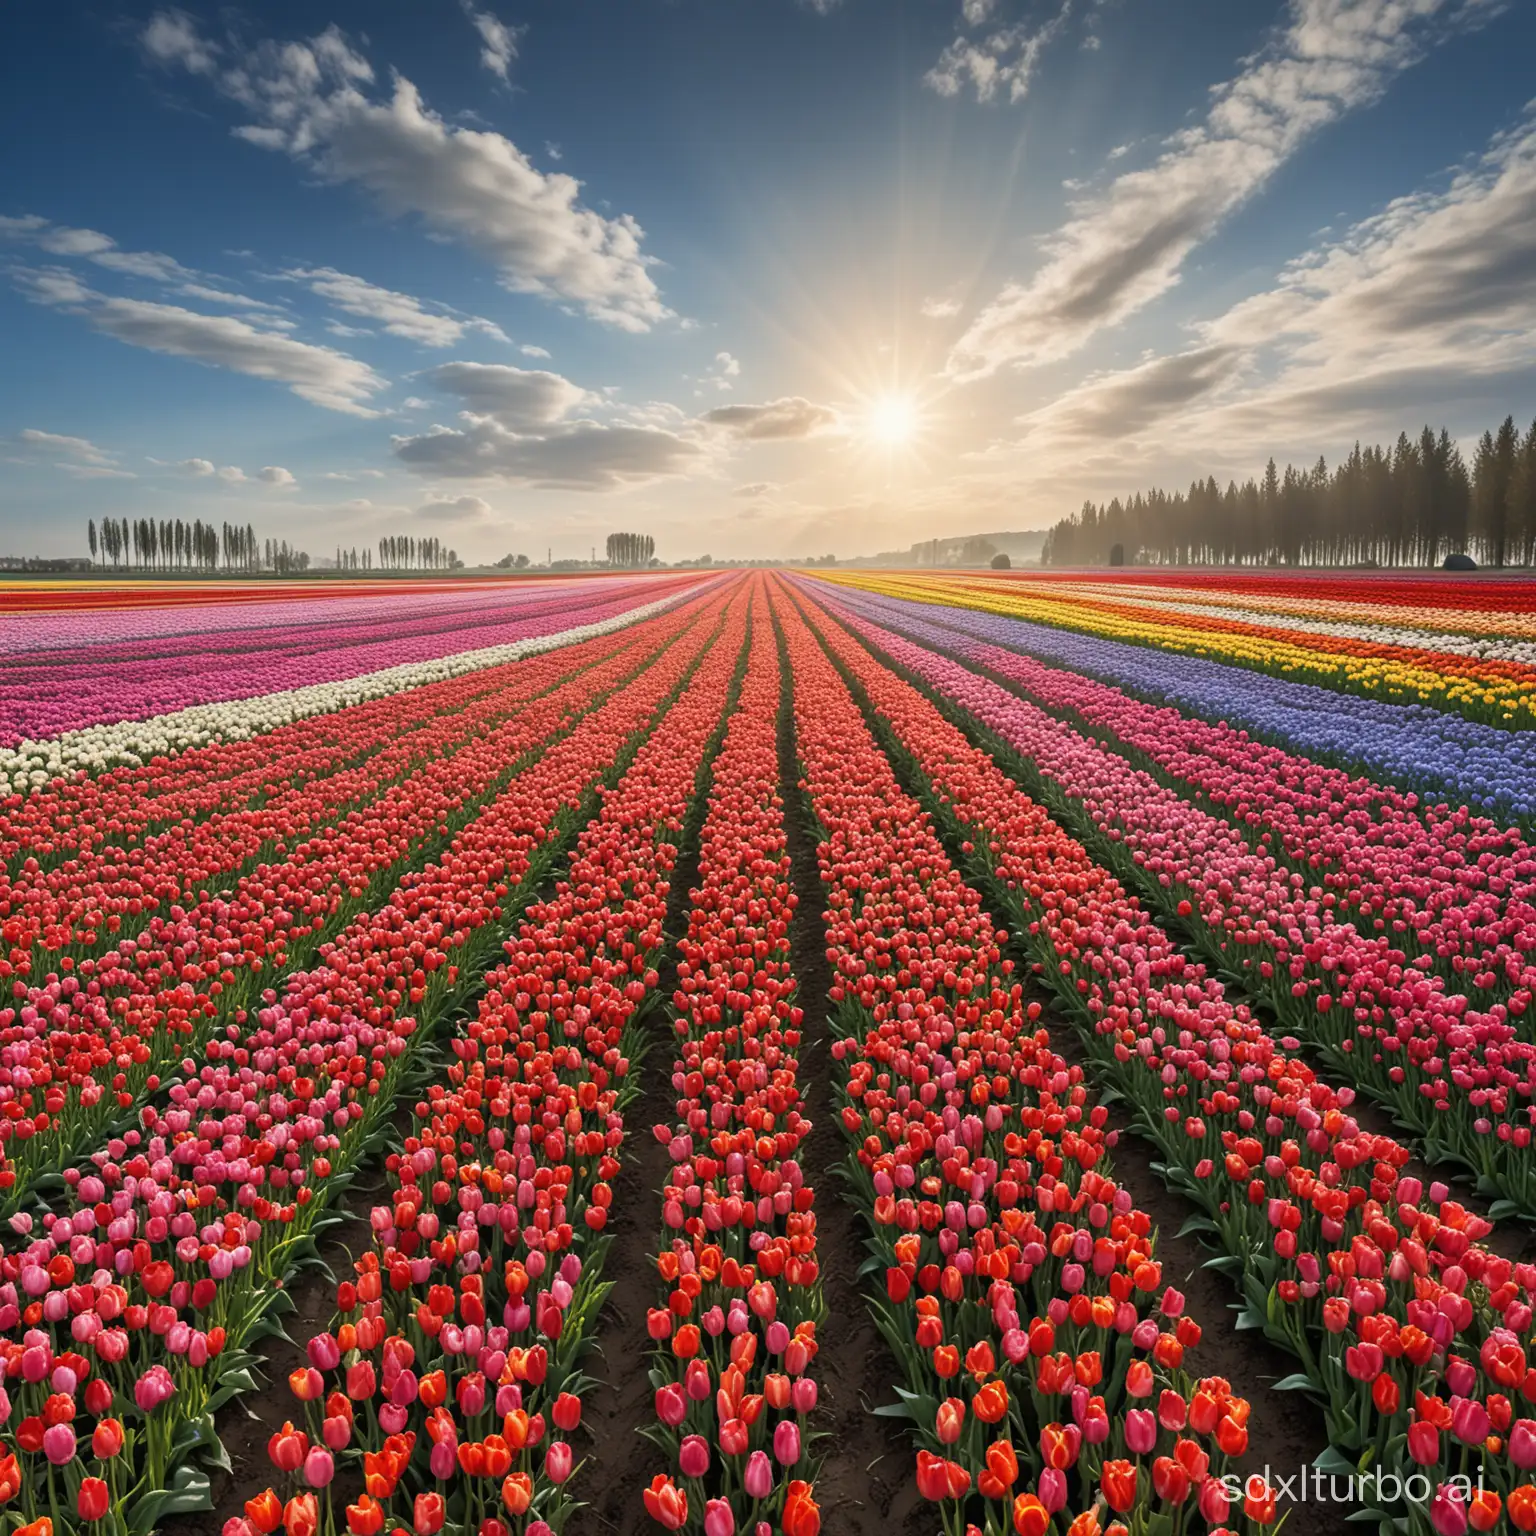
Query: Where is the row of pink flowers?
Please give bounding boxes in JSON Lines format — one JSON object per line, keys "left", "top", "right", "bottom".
{"left": 1, "top": 578, "right": 701, "bottom": 746}
{"left": 799, "top": 588, "right": 1536, "bottom": 1535}
{"left": 1, "top": 612, "right": 667, "bottom": 975}
{"left": 953, "top": 635, "right": 1536, "bottom": 1009}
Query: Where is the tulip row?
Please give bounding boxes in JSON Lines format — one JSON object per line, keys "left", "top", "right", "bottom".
{"left": 807, "top": 590, "right": 1536, "bottom": 1217}
{"left": 238, "top": 593, "right": 752, "bottom": 1536}
{"left": 829, "top": 571, "right": 1536, "bottom": 728}
{"left": 790, "top": 585, "right": 1536, "bottom": 1535}
{"left": 0, "top": 578, "right": 631, "bottom": 656}
{"left": 0, "top": 575, "right": 704, "bottom": 755}
{"left": 825, "top": 588, "right": 1536, "bottom": 1011}
{"left": 1011, "top": 580, "right": 1536, "bottom": 645}
{"left": 0, "top": 581, "right": 709, "bottom": 794}
{"left": 818, "top": 582, "right": 1536, "bottom": 819}
{"left": 1000, "top": 571, "right": 1535, "bottom": 615}
{"left": 2, "top": 612, "right": 666, "bottom": 968}
{"left": 0, "top": 590, "right": 735, "bottom": 1536}
{"left": 769, "top": 582, "right": 1274, "bottom": 1536}
{"left": 644, "top": 610, "right": 824, "bottom": 1536}
{"left": 1010, "top": 583, "right": 1536, "bottom": 668}
{"left": 0, "top": 597, "right": 724, "bottom": 1215}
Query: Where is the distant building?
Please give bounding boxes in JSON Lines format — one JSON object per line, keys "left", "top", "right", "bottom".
{"left": 0, "top": 556, "right": 93, "bottom": 572}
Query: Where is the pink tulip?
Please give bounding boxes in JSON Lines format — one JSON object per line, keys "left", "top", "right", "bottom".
{"left": 743, "top": 1450, "right": 774, "bottom": 1499}
{"left": 679, "top": 1435, "right": 710, "bottom": 1479}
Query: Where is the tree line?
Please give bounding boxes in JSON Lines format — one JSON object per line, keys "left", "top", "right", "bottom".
{"left": 1040, "top": 417, "right": 1536, "bottom": 567}
{"left": 377, "top": 535, "right": 459, "bottom": 570}
{"left": 606, "top": 532, "right": 655, "bottom": 569}
{"left": 88, "top": 517, "right": 273, "bottom": 572}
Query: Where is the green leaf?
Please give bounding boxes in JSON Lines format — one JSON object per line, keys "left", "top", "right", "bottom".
{"left": 1272, "top": 1374, "right": 1318, "bottom": 1392}
{"left": 1314, "top": 1446, "right": 1358, "bottom": 1477}
{"left": 208, "top": 1367, "right": 258, "bottom": 1413}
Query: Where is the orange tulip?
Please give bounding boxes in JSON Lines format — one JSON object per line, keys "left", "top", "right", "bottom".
{"left": 782, "top": 1479, "right": 821, "bottom": 1536}
{"left": 973, "top": 1379, "right": 1009, "bottom": 1424}
{"left": 1101, "top": 1458, "right": 1138, "bottom": 1514}
{"left": 1012, "top": 1495, "right": 1049, "bottom": 1536}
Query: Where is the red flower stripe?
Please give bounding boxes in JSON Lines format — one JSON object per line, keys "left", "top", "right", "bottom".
{"left": 791, "top": 584, "right": 1536, "bottom": 1534}
{"left": 245, "top": 590, "right": 751, "bottom": 1536}
{"left": 0, "top": 594, "right": 725, "bottom": 1212}
{"left": 812, "top": 594, "right": 1536, "bottom": 1215}
{"left": 0, "top": 613, "right": 656, "bottom": 953}
{"left": 770, "top": 583, "right": 1272, "bottom": 1536}
{"left": 644, "top": 605, "right": 823, "bottom": 1536}
{"left": 0, "top": 585, "right": 737, "bottom": 1536}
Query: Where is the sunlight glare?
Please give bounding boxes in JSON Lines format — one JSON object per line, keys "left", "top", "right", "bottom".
{"left": 867, "top": 393, "right": 920, "bottom": 446}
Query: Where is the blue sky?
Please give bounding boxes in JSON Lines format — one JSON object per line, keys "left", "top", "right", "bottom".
{"left": 2, "top": 0, "right": 1533, "bottom": 562}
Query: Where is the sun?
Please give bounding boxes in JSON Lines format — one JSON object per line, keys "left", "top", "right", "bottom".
{"left": 867, "top": 393, "right": 920, "bottom": 446}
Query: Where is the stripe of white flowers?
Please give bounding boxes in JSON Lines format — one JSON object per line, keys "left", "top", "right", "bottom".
{"left": 0, "top": 582, "right": 722, "bottom": 794}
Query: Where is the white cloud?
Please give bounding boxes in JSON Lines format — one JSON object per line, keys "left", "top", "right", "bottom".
{"left": 921, "top": 295, "right": 962, "bottom": 319}
{"left": 418, "top": 492, "right": 493, "bottom": 521}
{"left": 702, "top": 397, "right": 844, "bottom": 440}
{"left": 17, "top": 427, "right": 136, "bottom": 479}
{"left": 59, "top": 464, "right": 137, "bottom": 480}
{"left": 520, "top": 344, "right": 551, "bottom": 358}
{"left": 926, "top": 0, "right": 1074, "bottom": 105}
{"left": 461, "top": 2, "right": 520, "bottom": 81}
{"left": 1019, "top": 345, "right": 1249, "bottom": 443}
{"left": 177, "top": 457, "right": 216, "bottom": 476}
{"left": 948, "top": 0, "right": 1501, "bottom": 378}
{"left": 2, "top": 215, "right": 293, "bottom": 319}
{"left": 18, "top": 428, "right": 114, "bottom": 466}
{"left": 14, "top": 270, "right": 390, "bottom": 415}
{"left": 178, "top": 282, "right": 286, "bottom": 311}
{"left": 287, "top": 266, "right": 507, "bottom": 346}
{"left": 1, "top": 214, "right": 193, "bottom": 286}
{"left": 142, "top": 7, "right": 218, "bottom": 74}
{"left": 258, "top": 465, "right": 297, "bottom": 487}
{"left": 393, "top": 417, "right": 704, "bottom": 490}
{"left": 217, "top": 465, "right": 247, "bottom": 483}
{"left": 11, "top": 266, "right": 93, "bottom": 306}
{"left": 423, "top": 360, "right": 589, "bottom": 427}
{"left": 733, "top": 481, "right": 775, "bottom": 498}
{"left": 1013, "top": 108, "right": 1536, "bottom": 467}
{"left": 704, "top": 350, "right": 743, "bottom": 392}
{"left": 146, "top": 13, "right": 671, "bottom": 331}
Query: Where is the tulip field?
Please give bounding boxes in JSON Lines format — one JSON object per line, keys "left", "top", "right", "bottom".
{"left": 2, "top": 568, "right": 1536, "bottom": 1536}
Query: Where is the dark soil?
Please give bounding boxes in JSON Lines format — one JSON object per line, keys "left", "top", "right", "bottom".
{"left": 787, "top": 586, "right": 1340, "bottom": 1535}
{"left": 1032, "top": 1004, "right": 1337, "bottom": 1536}
{"left": 775, "top": 677, "right": 934, "bottom": 1536}
{"left": 160, "top": 1145, "right": 395, "bottom": 1534}
{"left": 582, "top": 820, "right": 705, "bottom": 1536}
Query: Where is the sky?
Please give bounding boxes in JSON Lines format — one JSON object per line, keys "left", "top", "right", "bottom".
{"left": 2, "top": 0, "right": 1534, "bottom": 564}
